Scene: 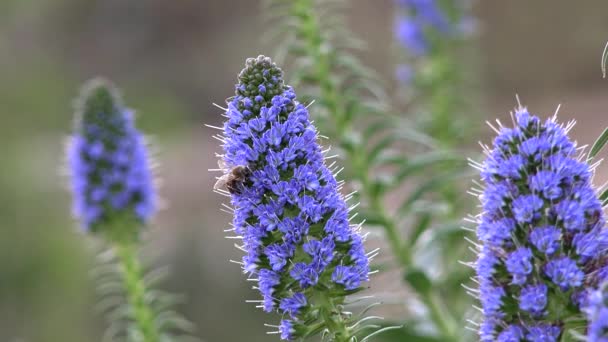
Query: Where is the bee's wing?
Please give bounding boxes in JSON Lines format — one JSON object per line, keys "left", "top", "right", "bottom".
{"left": 214, "top": 174, "right": 229, "bottom": 190}
{"left": 218, "top": 159, "right": 228, "bottom": 171}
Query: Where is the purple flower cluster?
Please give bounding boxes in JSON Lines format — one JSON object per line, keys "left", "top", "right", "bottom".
{"left": 220, "top": 56, "right": 370, "bottom": 340}
{"left": 394, "top": 0, "right": 450, "bottom": 57}
{"left": 474, "top": 108, "right": 608, "bottom": 341}
{"left": 67, "top": 79, "right": 156, "bottom": 232}
{"left": 585, "top": 285, "right": 608, "bottom": 341}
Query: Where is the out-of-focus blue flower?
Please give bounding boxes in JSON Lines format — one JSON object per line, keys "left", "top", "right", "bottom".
{"left": 394, "top": 17, "right": 428, "bottom": 56}
{"left": 472, "top": 107, "right": 608, "bottom": 340}
{"left": 585, "top": 285, "right": 608, "bottom": 342}
{"left": 67, "top": 79, "right": 156, "bottom": 234}
{"left": 219, "top": 56, "right": 370, "bottom": 340}
{"left": 395, "top": 64, "right": 414, "bottom": 85}
{"left": 396, "top": 0, "right": 450, "bottom": 34}
{"left": 394, "top": 0, "right": 471, "bottom": 60}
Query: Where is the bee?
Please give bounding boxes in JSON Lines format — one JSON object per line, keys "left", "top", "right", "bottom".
{"left": 214, "top": 160, "right": 251, "bottom": 195}
{"left": 589, "top": 209, "right": 602, "bottom": 228}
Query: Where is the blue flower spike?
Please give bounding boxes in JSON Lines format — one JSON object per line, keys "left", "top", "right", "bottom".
{"left": 468, "top": 106, "right": 608, "bottom": 341}
{"left": 67, "top": 78, "right": 156, "bottom": 240}
{"left": 66, "top": 79, "right": 199, "bottom": 342}
{"left": 214, "top": 56, "right": 376, "bottom": 341}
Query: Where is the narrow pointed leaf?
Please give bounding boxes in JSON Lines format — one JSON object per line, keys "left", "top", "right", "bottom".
{"left": 589, "top": 126, "right": 608, "bottom": 159}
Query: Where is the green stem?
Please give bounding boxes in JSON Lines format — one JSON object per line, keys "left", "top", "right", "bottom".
{"left": 290, "top": 0, "right": 460, "bottom": 340}
{"left": 316, "top": 291, "right": 351, "bottom": 342}
{"left": 115, "top": 241, "right": 160, "bottom": 342}
{"left": 362, "top": 161, "right": 458, "bottom": 342}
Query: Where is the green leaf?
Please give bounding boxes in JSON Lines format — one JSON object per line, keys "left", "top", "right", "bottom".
{"left": 363, "top": 120, "right": 393, "bottom": 141}
{"left": 393, "top": 152, "right": 461, "bottom": 186}
{"left": 409, "top": 212, "right": 432, "bottom": 247}
{"left": 397, "top": 171, "right": 468, "bottom": 216}
{"left": 367, "top": 134, "right": 398, "bottom": 164}
{"left": 600, "top": 187, "right": 608, "bottom": 206}
{"left": 589, "top": 126, "right": 608, "bottom": 159}
{"left": 357, "top": 210, "right": 386, "bottom": 227}
{"left": 365, "top": 323, "right": 441, "bottom": 342}
{"left": 404, "top": 269, "right": 432, "bottom": 297}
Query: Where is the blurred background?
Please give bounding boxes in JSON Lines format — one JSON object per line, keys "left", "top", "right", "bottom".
{"left": 1, "top": 1, "right": 608, "bottom": 341}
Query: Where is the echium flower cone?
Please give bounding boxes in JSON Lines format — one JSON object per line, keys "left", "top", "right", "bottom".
{"left": 471, "top": 107, "right": 608, "bottom": 341}
{"left": 67, "top": 78, "right": 156, "bottom": 238}
{"left": 217, "top": 56, "right": 371, "bottom": 341}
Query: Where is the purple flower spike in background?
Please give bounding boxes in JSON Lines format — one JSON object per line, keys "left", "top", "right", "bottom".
{"left": 393, "top": 0, "right": 468, "bottom": 58}
{"left": 469, "top": 106, "right": 608, "bottom": 341}
{"left": 213, "top": 56, "right": 374, "bottom": 341}
{"left": 67, "top": 78, "right": 156, "bottom": 236}
{"left": 66, "top": 79, "right": 197, "bottom": 341}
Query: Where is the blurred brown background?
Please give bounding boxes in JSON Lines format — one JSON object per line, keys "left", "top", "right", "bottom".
{"left": 1, "top": 1, "right": 608, "bottom": 341}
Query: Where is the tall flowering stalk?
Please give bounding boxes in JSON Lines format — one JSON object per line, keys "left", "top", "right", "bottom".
{"left": 214, "top": 56, "right": 376, "bottom": 341}
{"left": 68, "top": 79, "right": 155, "bottom": 236}
{"left": 469, "top": 107, "right": 608, "bottom": 341}
{"left": 394, "top": 0, "right": 475, "bottom": 146}
{"left": 67, "top": 79, "right": 192, "bottom": 342}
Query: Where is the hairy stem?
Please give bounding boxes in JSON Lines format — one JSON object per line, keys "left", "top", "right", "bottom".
{"left": 316, "top": 291, "right": 352, "bottom": 342}
{"left": 115, "top": 241, "right": 160, "bottom": 342}
{"left": 290, "top": 0, "right": 459, "bottom": 340}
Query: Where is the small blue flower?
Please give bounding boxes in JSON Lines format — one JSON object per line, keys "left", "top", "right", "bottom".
{"left": 529, "top": 170, "right": 563, "bottom": 200}
{"left": 290, "top": 262, "right": 319, "bottom": 289}
{"left": 477, "top": 217, "right": 515, "bottom": 247}
{"left": 499, "top": 155, "right": 525, "bottom": 179}
{"left": 529, "top": 226, "right": 561, "bottom": 255}
{"left": 519, "top": 284, "right": 548, "bottom": 315}
{"left": 525, "top": 324, "right": 561, "bottom": 342}
{"left": 479, "top": 318, "right": 499, "bottom": 342}
{"left": 479, "top": 284, "right": 505, "bottom": 317}
{"left": 496, "top": 325, "right": 524, "bottom": 342}
{"left": 279, "top": 293, "right": 307, "bottom": 318}
{"left": 555, "top": 200, "right": 586, "bottom": 231}
{"left": 505, "top": 247, "right": 533, "bottom": 285}
{"left": 476, "top": 247, "right": 499, "bottom": 286}
{"left": 512, "top": 194, "right": 543, "bottom": 223}
{"left": 544, "top": 257, "right": 584, "bottom": 291}
{"left": 574, "top": 229, "right": 608, "bottom": 260}
{"left": 279, "top": 320, "right": 294, "bottom": 340}
{"left": 332, "top": 265, "right": 366, "bottom": 290}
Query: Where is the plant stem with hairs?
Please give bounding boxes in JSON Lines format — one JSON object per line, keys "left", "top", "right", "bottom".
{"left": 115, "top": 241, "right": 161, "bottom": 342}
